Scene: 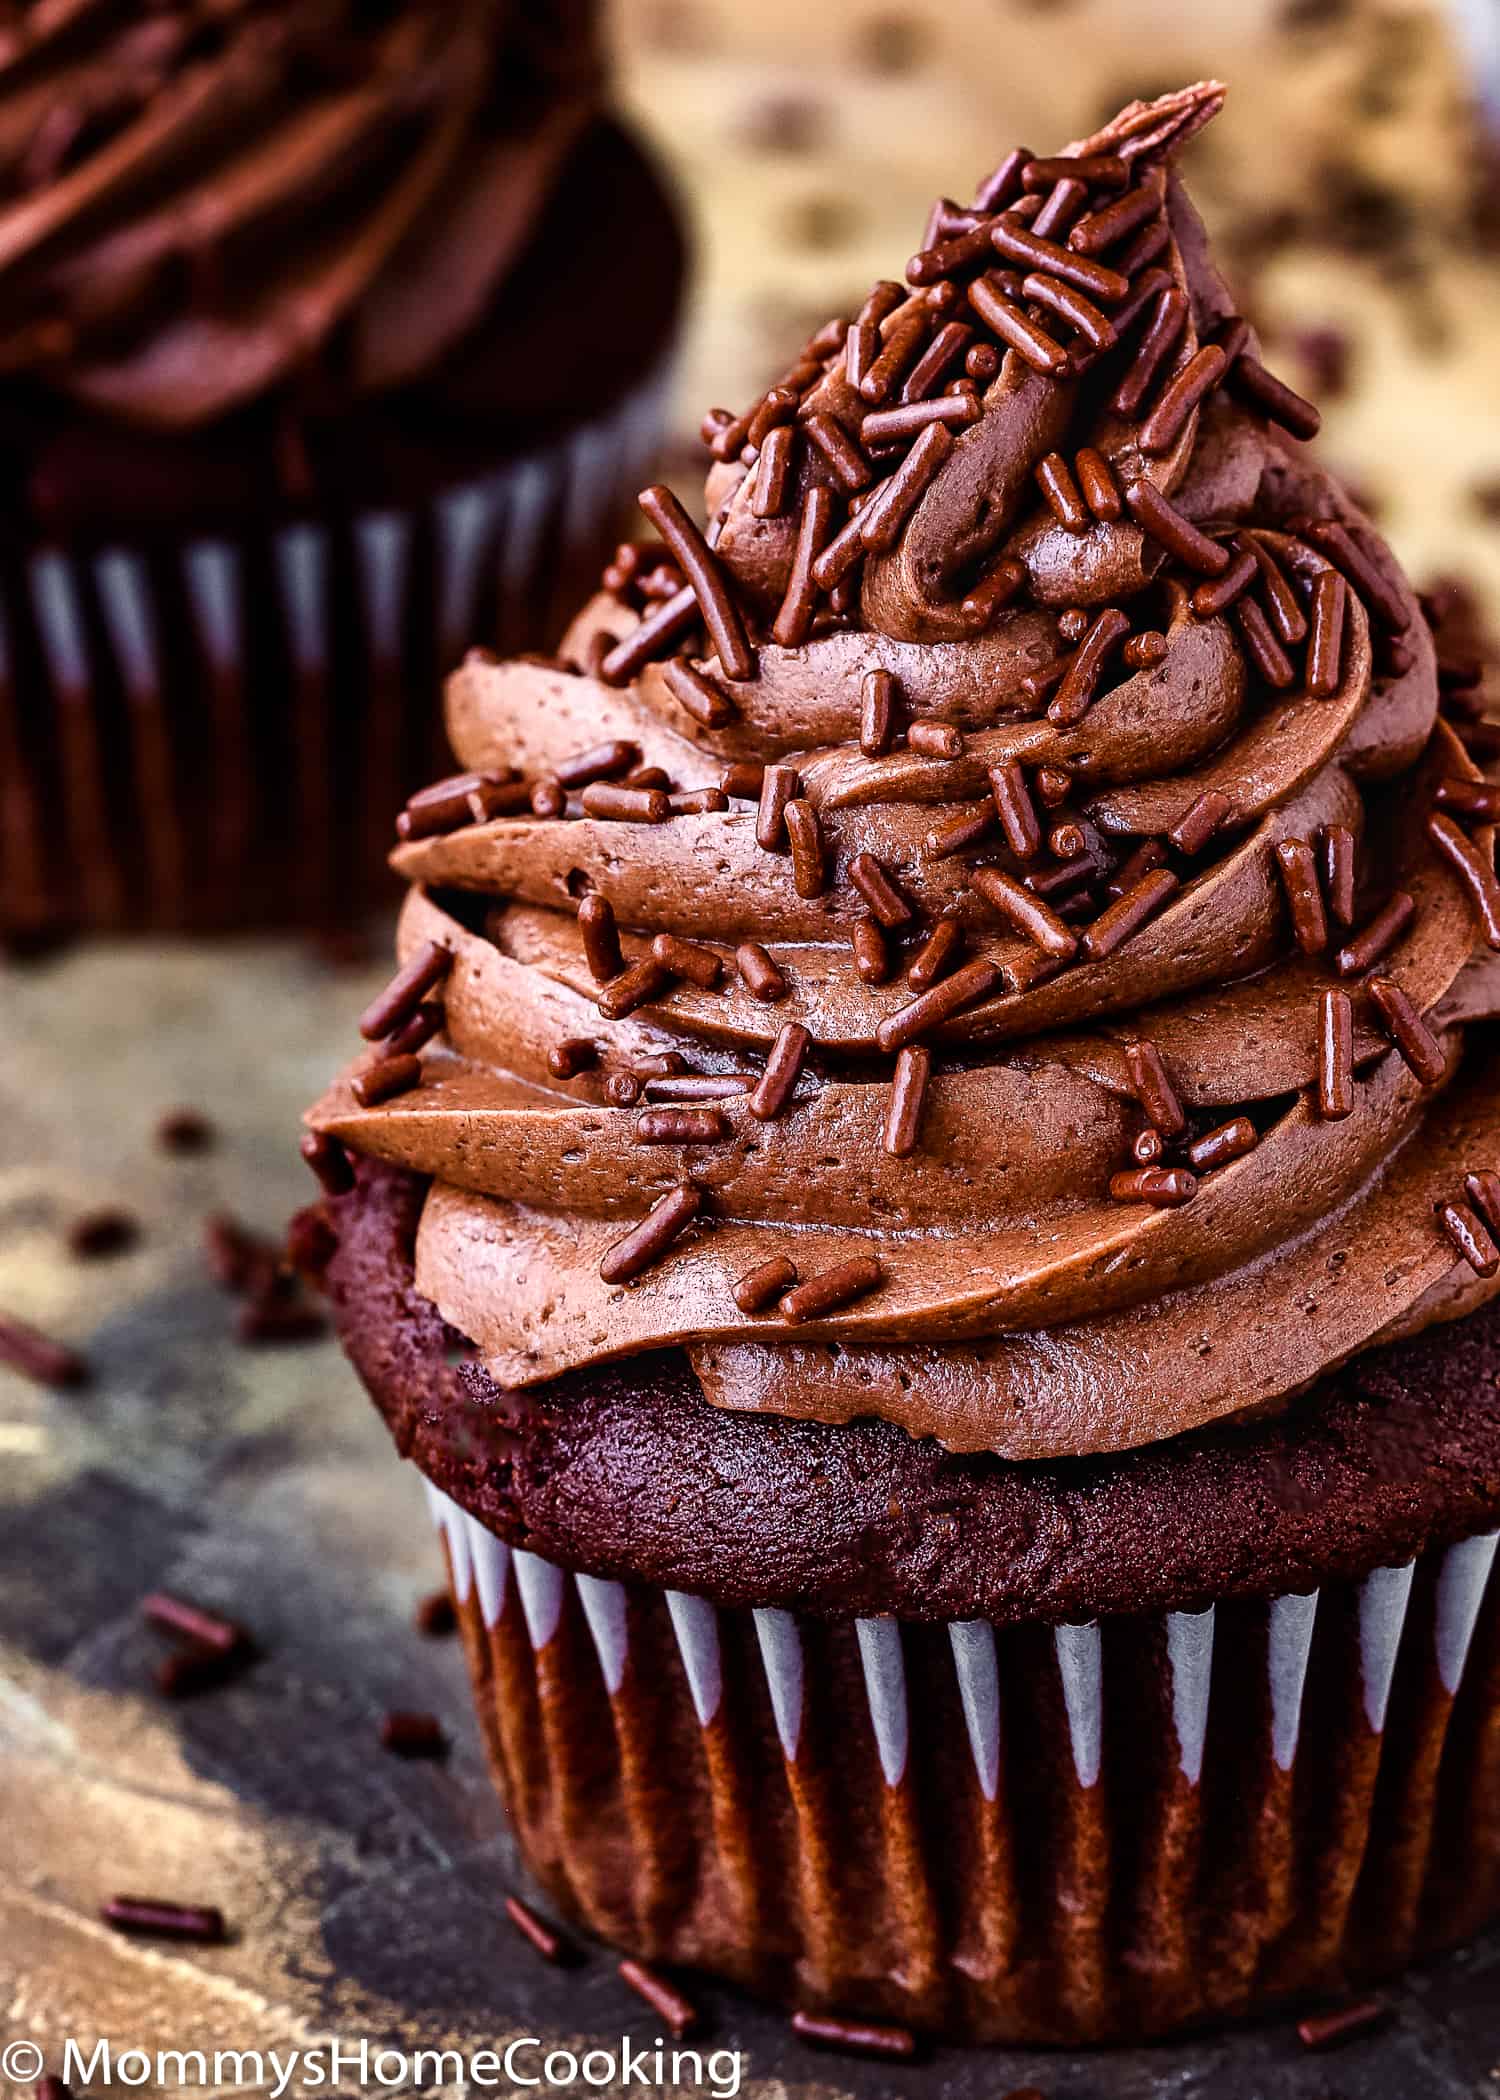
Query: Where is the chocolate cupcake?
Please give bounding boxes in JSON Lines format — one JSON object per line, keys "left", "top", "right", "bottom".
{"left": 0, "top": 0, "right": 684, "bottom": 939}
{"left": 303, "top": 83, "right": 1500, "bottom": 2043}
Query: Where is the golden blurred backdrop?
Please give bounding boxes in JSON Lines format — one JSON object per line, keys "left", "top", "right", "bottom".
{"left": 612, "top": 0, "right": 1500, "bottom": 622}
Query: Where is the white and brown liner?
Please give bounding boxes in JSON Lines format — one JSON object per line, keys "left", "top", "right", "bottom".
{"left": 422, "top": 1480, "right": 1500, "bottom": 2045}
{"left": 0, "top": 364, "right": 667, "bottom": 938}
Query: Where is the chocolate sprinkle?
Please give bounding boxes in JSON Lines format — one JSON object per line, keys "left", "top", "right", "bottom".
{"left": 1188, "top": 1117, "right": 1258, "bottom": 1172}
{"left": 790, "top": 2011, "right": 918, "bottom": 2062}
{"left": 757, "top": 764, "right": 799, "bottom": 852}
{"left": 1305, "top": 520, "right": 1408, "bottom": 632}
{"left": 925, "top": 803, "right": 996, "bottom": 859}
{"left": 1126, "top": 1039, "right": 1186, "bottom": 1137}
{"left": 662, "top": 658, "right": 738, "bottom": 728}
{"left": 907, "top": 720, "right": 964, "bottom": 758}
{"left": 651, "top": 934, "right": 724, "bottom": 990}
{"left": 1113, "top": 285, "right": 1188, "bottom": 418}
{"left": 1036, "top": 450, "right": 1090, "bottom": 533}
{"left": 351, "top": 1053, "right": 422, "bottom": 1109}
{"left": 1075, "top": 446, "right": 1122, "bottom": 521}
{"left": 1308, "top": 570, "right": 1349, "bottom": 695}
{"left": 102, "top": 1897, "right": 226, "bottom": 1945}
{"left": 619, "top": 1959, "right": 699, "bottom": 2039}
{"left": 749, "top": 1022, "right": 811, "bottom": 1120}
{"left": 858, "top": 420, "right": 954, "bottom": 549}
{"left": 1139, "top": 343, "right": 1227, "bottom": 456}
{"left": 1234, "top": 595, "right": 1296, "bottom": 689}
{"left": 875, "top": 958, "right": 1004, "bottom": 1051}
{"left": 805, "top": 412, "right": 873, "bottom": 489}
{"left": 1126, "top": 479, "right": 1230, "bottom": 576}
{"left": 1190, "top": 548, "right": 1259, "bottom": 619}
{"left": 599, "top": 1184, "right": 703, "bottom": 1284}
{"left": 780, "top": 1255, "right": 885, "bottom": 1323}
{"left": 1079, "top": 867, "right": 1179, "bottom": 960}
{"left": 721, "top": 761, "right": 765, "bottom": 800}
{"left": 884, "top": 1044, "right": 932, "bottom": 1156}
{"left": 580, "top": 783, "right": 672, "bottom": 824}
{"left": 736, "top": 942, "right": 789, "bottom": 1002}
{"left": 1246, "top": 534, "right": 1310, "bottom": 645}
{"left": 908, "top": 916, "right": 964, "bottom": 990}
{"left": 555, "top": 739, "right": 640, "bottom": 790}
{"left": 1296, "top": 1998, "right": 1389, "bottom": 2052}
{"left": 1335, "top": 890, "right": 1416, "bottom": 978}
{"left": 1438, "top": 1200, "right": 1499, "bottom": 1277}
{"left": 1318, "top": 988, "right": 1355, "bottom": 1120}
{"left": 1321, "top": 823, "right": 1358, "bottom": 927}
{"left": 774, "top": 483, "right": 838, "bottom": 648}
{"left": 1049, "top": 608, "right": 1130, "bottom": 725}
{"left": 596, "top": 959, "right": 670, "bottom": 1021}
{"left": 638, "top": 485, "right": 755, "bottom": 682}
{"left": 990, "top": 215, "right": 1128, "bottom": 300}
{"left": 852, "top": 918, "right": 892, "bottom": 984}
{"left": 750, "top": 423, "right": 797, "bottom": 517}
{"left": 990, "top": 761, "right": 1043, "bottom": 860}
{"left": 1428, "top": 812, "right": 1500, "bottom": 949}
{"left": 66, "top": 1206, "right": 138, "bottom": 1259}
{"left": 1435, "top": 778, "right": 1500, "bottom": 820}
{"left": 785, "top": 798, "right": 828, "bottom": 898}
{"left": 1229, "top": 355, "right": 1322, "bottom": 441}
{"left": 734, "top": 1255, "right": 799, "bottom": 1313}
{"left": 962, "top": 557, "right": 1026, "bottom": 628}
{"left": 380, "top": 1710, "right": 448, "bottom": 1758}
{"left": 1367, "top": 975, "right": 1447, "bottom": 1086}
{"left": 598, "top": 585, "right": 699, "bottom": 687}
{"left": 1168, "top": 789, "right": 1233, "bottom": 856}
{"left": 971, "top": 866, "right": 1078, "bottom": 959}
{"left": 861, "top": 668, "right": 899, "bottom": 756}
{"left": 849, "top": 851, "right": 914, "bottom": 927}
{"left": 1109, "top": 1167, "right": 1196, "bottom": 1206}
{"left": 1275, "top": 839, "right": 1331, "bottom": 954}
{"left": 578, "top": 894, "right": 623, "bottom": 983}
{"left": 359, "top": 941, "right": 452, "bottom": 1043}
{"left": 968, "top": 273, "right": 1068, "bottom": 374}
{"left": 635, "top": 1108, "right": 731, "bottom": 1146}
{"left": 1465, "top": 1170, "right": 1500, "bottom": 1241}
{"left": 505, "top": 1895, "right": 574, "bottom": 1965}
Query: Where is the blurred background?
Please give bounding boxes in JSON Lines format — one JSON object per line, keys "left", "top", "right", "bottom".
{"left": 614, "top": 0, "right": 1500, "bottom": 621}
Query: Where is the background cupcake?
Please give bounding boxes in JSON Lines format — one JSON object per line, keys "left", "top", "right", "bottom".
{"left": 303, "top": 80, "right": 1500, "bottom": 2043}
{"left": 0, "top": 0, "right": 685, "bottom": 941}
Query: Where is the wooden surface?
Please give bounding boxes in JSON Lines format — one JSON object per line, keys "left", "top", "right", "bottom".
{"left": 4, "top": 1, "right": 1500, "bottom": 2093}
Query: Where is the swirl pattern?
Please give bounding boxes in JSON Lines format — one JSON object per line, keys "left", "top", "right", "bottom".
{"left": 308, "top": 83, "right": 1500, "bottom": 1460}
{"left": 0, "top": 0, "right": 599, "bottom": 427}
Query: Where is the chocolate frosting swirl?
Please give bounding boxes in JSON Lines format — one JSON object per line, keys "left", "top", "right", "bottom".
{"left": 0, "top": 0, "right": 599, "bottom": 428}
{"left": 308, "top": 83, "right": 1500, "bottom": 1460}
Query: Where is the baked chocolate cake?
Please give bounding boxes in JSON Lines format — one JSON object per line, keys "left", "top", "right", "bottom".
{"left": 303, "top": 82, "right": 1500, "bottom": 2043}
{"left": 0, "top": 0, "right": 685, "bottom": 937}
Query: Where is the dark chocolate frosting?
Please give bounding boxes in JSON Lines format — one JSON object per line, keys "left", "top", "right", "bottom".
{"left": 308, "top": 84, "right": 1500, "bottom": 1461}
{"left": 0, "top": 0, "right": 600, "bottom": 429}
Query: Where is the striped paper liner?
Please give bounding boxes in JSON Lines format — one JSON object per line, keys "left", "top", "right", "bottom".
{"left": 0, "top": 362, "right": 668, "bottom": 937}
{"left": 422, "top": 1479, "right": 1500, "bottom": 2044}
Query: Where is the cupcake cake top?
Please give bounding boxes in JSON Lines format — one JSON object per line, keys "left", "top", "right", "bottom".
{"left": 0, "top": 0, "right": 600, "bottom": 428}
{"left": 308, "top": 82, "right": 1500, "bottom": 1463}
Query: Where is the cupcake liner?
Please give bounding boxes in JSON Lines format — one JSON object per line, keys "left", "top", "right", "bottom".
{"left": 0, "top": 361, "right": 669, "bottom": 937}
{"left": 420, "top": 1479, "right": 1500, "bottom": 2044}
